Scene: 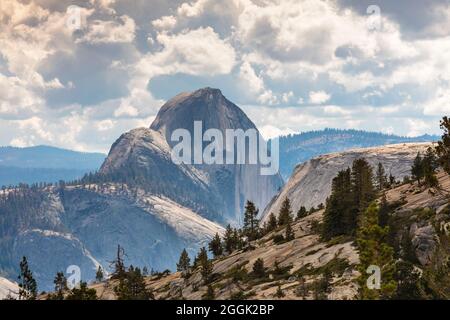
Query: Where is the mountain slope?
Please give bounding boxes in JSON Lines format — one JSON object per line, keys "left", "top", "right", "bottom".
{"left": 0, "top": 184, "right": 224, "bottom": 291}
{"left": 101, "top": 87, "right": 284, "bottom": 222}
{"left": 262, "top": 143, "right": 431, "bottom": 222}
{"left": 0, "top": 277, "right": 18, "bottom": 299}
{"left": 276, "top": 129, "right": 438, "bottom": 179}
{"left": 0, "top": 88, "right": 281, "bottom": 291}
{"left": 83, "top": 164, "right": 450, "bottom": 300}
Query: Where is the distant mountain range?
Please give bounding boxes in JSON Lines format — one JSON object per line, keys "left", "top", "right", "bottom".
{"left": 0, "top": 130, "right": 439, "bottom": 187}
{"left": 275, "top": 129, "right": 439, "bottom": 179}
{"left": 0, "top": 146, "right": 105, "bottom": 187}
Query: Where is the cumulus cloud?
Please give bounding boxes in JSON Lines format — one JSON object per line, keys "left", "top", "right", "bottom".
{"left": 0, "top": 0, "right": 449, "bottom": 152}
{"left": 309, "top": 91, "right": 331, "bottom": 104}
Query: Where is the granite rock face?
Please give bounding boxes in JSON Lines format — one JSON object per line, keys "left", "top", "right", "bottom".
{"left": 102, "top": 88, "right": 284, "bottom": 222}
{"left": 262, "top": 143, "right": 432, "bottom": 222}
{"left": 1, "top": 186, "right": 224, "bottom": 291}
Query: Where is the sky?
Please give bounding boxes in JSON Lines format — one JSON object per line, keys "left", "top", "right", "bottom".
{"left": 0, "top": 0, "right": 449, "bottom": 153}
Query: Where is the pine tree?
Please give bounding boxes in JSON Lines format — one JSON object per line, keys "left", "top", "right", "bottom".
{"left": 322, "top": 168, "right": 353, "bottom": 239}
{"left": 66, "top": 281, "right": 98, "bottom": 300}
{"left": 95, "top": 266, "right": 104, "bottom": 283}
{"left": 252, "top": 258, "right": 265, "bottom": 278}
{"left": 202, "top": 285, "right": 215, "bottom": 300}
{"left": 53, "top": 272, "right": 68, "bottom": 300}
{"left": 296, "top": 206, "right": 307, "bottom": 220}
{"left": 352, "top": 158, "right": 376, "bottom": 214}
{"left": 223, "top": 224, "right": 236, "bottom": 254}
{"left": 266, "top": 212, "right": 278, "bottom": 233}
{"left": 357, "top": 203, "right": 396, "bottom": 299}
{"left": 435, "top": 116, "right": 450, "bottom": 175}
{"left": 233, "top": 228, "right": 244, "bottom": 250}
{"left": 389, "top": 174, "right": 396, "bottom": 186}
{"left": 243, "top": 200, "right": 259, "bottom": 240}
{"left": 285, "top": 222, "right": 295, "bottom": 241}
{"left": 111, "top": 244, "right": 126, "bottom": 280}
{"left": 177, "top": 249, "right": 191, "bottom": 277}
{"left": 114, "top": 266, "right": 153, "bottom": 300}
{"left": 422, "top": 147, "right": 439, "bottom": 187}
{"left": 275, "top": 286, "right": 285, "bottom": 298}
{"left": 196, "top": 247, "right": 213, "bottom": 284}
{"left": 18, "top": 256, "right": 37, "bottom": 300}
{"left": 376, "top": 163, "right": 387, "bottom": 191}
{"left": 278, "top": 198, "right": 293, "bottom": 226}
{"left": 208, "top": 233, "right": 223, "bottom": 258}
{"left": 411, "top": 152, "right": 424, "bottom": 185}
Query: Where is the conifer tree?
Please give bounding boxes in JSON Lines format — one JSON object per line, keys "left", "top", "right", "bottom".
{"left": 376, "top": 163, "right": 387, "bottom": 190}
{"left": 208, "top": 233, "right": 223, "bottom": 258}
{"left": 352, "top": 158, "right": 376, "bottom": 214}
{"left": 435, "top": 116, "right": 450, "bottom": 175}
{"left": 114, "top": 266, "right": 153, "bottom": 300}
{"left": 95, "top": 266, "right": 104, "bottom": 283}
{"left": 296, "top": 206, "right": 307, "bottom": 220}
{"left": 278, "top": 198, "right": 293, "bottom": 226}
{"left": 357, "top": 203, "right": 396, "bottom": 299}
{"left": 111, "top": 245, "right": 126, "bottom": 280}
{"left": 196, "top": 247, "right": 213, "bottom": 284}
{"left": 223, "top": 224, "right": 235, "bottom": 254}
{"left": 203, "top": 285, "right": 215, "bottom": 300}
{"left": 411, "top": 152, "right": 424, "bottom": 185}
{"left": 66, "top": 281, "right": 98, "bottom": 300}
{"left": 265, "top": 212, "right": 278, "bottom": 233}
{"left": 322, "top": 168, "right": 353, "bottom": 239}
{"left": 243, "top": 201, "right": 259, "bottom": 240}
{"left": 252, "top": 258, "right": 265, "bottom": 278}
{"left": 422, "top": 147, "right": 439, "bottom": 187}
{"left": 285, "top": 222, "right": 295, "bottom": 241}
{"left": 177, "top": 249, "right": 191, "bottom": 277}
{"left": 53, "top": 272, "right": 68, "bottom": 300}
{"left": 18, "top": 256, "right": 37, "bottom": 300}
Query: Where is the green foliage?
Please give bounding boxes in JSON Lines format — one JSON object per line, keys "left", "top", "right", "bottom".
{"left": 376, "top": 163, "right": 388, "bottom": 190}
{"left": 177, "top": 248, "right": 191, "bottom": 278}
{"left": 275, "top": 286, "right": 285, "bottom": 298}
{"left": 285, "top": 222, "right": 295, "bottom": 241}
{"left": 278, "top": 198, "right": 293, "bottom": 226}
{"left": 111, "top": 244, "right": 126, "bottom": 280}
{"left": 47, "top": 271, "right": 68, "bottom": 300}
{"left": 270, "top": 261, "right": 293, "bottom": 280}
{"left": 411, "top": 152, "right": 424, "bottom": 184}
{"left": 322, "top": 158, "right": 376, "bottom": 240}
{"left": 243, "top": 201, "right": 260, "bottom": 241}
{"left": 208, "top": 233, "right": 223, "bottom": 258}
{"left": 114, "top": 265, "right": 153, "bottom": 300}
{"left": 66, "top": 282, "right": 98, "bottom": 300}
{"left": 252, "top": 258, "right": 266, "bottom": 278}
{"left": 272, "top": 234, "right": 285, "bottom": 244}
{"left": 195, "top": 247, "right": 213, "bottom": 284}
{"left": 357, "top": 203, "right": 396, "bottom": 299}
{"left": 18, "top": 256, "right": 37, "bottom": 300}
{"left": 202, "top": 285, "right": 215, "bottom": 300}
{"left": 435, "top": 116, "right": 450, "bottom": 175}
{"left": 322, "top": 168, "right": 353, "bottom": 239}
{"left": 393, "top": 261, "right": 427, "bottom": 299}
{"left": 95, "top": 266, "right": 104, "bottom": 283}
{"left": 296, "top": 206, "right": 307, "bottom": 220}
{"left": 265, "top": 212, "right": 278, "bottom": 233}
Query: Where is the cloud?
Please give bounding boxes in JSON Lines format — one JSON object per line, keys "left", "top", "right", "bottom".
{"left": 152, "top": 15, "right": 177, "bottom": 30}
{"left": 77, "top": 15, "right": 136, "bottom": 44}
{"left": 0, "top": 0, "right": 449, "bottom": 152}
{"left": 309, "top": 91, "right": 331, "bottom": 104}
